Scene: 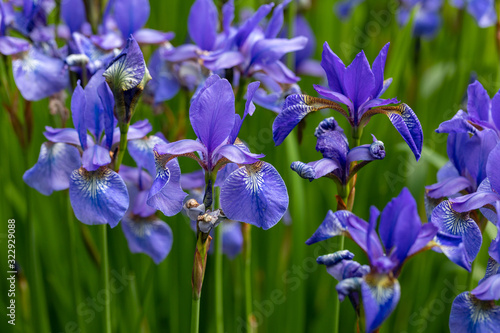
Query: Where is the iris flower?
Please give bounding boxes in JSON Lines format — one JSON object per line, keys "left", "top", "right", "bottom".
{"left": 273, "top": 43, "right": 423, "bottom": 161}
{"left": 149, "top": 74, "right": 289, "bottom": 229}
{"left": 22, "top": 71, "right": 169, "bottom": 227}
{"left": 449, "top": 211, "right": 500, "bottom": 332}
{"left": 290, "top": 117, "right": 386, "bottom": 186}
{"left": 450, "top": 0, "right": 497, "bottom": 28}
{"left": 308, "top": 188, "right": 468, "bottom": 332}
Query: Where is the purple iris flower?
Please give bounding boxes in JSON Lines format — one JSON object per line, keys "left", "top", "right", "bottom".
{"left": 450, "top": 0, "right": 497, "bottom": 28}
{"left": 22, "top": 71, "right": 163, "bottom": 227}
{"left": 90, "top": 0, "right": 174, "bottom": 50}
{"left": 290, "top": 117, "right": 386, "bottom": 185}
{"left": 0, "top": 1, "right": 69, "bottom": 101}
{"left": 449, "top": 216, "right": 500, "bottom": 333}
{"left": 119, "top": 166, "right": 177, "bottom": 264}
{"left": 334, "top": 0, "right": 365, "bottom": 20}
{"left": 60, "top": 0, "right": 89, "bottom": 35}
{"left": 273, "top": 43, "right": 423, "bottom": 161}
{"left": 308, "top": 188, "right": 468, "bottom": 332}
{"left": 398, "top": 0, "right": 443, "bottom": 39}
{"left": 148, "top": 74, "right": 289, "bottom": 229}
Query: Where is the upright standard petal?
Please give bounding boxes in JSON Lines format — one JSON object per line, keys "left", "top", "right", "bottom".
{"left": 189, "top": 75, "right": 235, "bottom": 153}
{"left": 449, "top": 292, "right": 500, "bottom": 333}
{"left": 69, "top": 167, "right": 129, "bottom": 227}
{"left": 114, "top": 0, "right": 150, "bottom": 38}
{"left": 23, "top": 142, "right": 81, "bottom": 195}
{"left": 321, "top": 42, "right": 346, "bottom": 95}
{"left": 371, "top": 43, "right": 390, "bottom": 98}
{"left": 220, "top": 161, "right": 288, "bottom": 230}
{"left": 188, "top": 0, "right": 218, "bottom": 51}
{"left": 121, "top": 215, "right": 173, "bottom": 264}
{"left": 379, "top": 188, "right": 421, "bottom": 264}
{"left": 343, "top": 50, "right": 375, "bottom": 113}
{"left": 486, "top": 142, "right": 500, "bottom": 193}
{"left": 467, "top": 80, "right": 491, "bottom": 122}
{"left": 61, "top": 0, "right": 86, "bottom": 33}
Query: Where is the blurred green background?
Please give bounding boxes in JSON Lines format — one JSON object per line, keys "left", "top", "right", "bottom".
{"left": 1, "top": 0, "right": 499, "bottom": 332}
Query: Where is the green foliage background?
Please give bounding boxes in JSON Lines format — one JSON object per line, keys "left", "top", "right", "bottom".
{"left": 1, "top": 0, "right": 499, "bottom": 332}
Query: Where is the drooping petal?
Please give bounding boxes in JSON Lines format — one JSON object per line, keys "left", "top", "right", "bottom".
{"left": 309, "top": 158, "right": 342, "bottom": 179}
{"left": 69, "top": 167, "right": 129, "bottom": 227}
{"left": 121, "top": 215, "right": 173, "bottom": 264}
{"left": 431, "top": 200, "right": 482, "bottom": 264}
{"left": 273, "top": 94, "right": 347, "bottom": 146}
{"left": 222, "top": 221, "right": 243, "bottom": 259}
{"left": 23, "top": 142, "right": 81, "bottom": 195}
{"left": 314, "top": 85, "right": 353, "bottom": 110}
{"left": 361, "top": 275, "right": 400, "bottom": 333}
{"left": 451, "top": 190, "right": 500, "bottom": 213}
{"left": 436, "top": 110, "right": 478, "bottom": 134}
{"left": 189, "top": 75, "right": 235, "bottom": 153}
{"left": 449, "top": 292, "right": 500, "bottom": 333}
{"left": 146, "top": 156, "right": 187, "bottom": 216}
{"left": 321, "top": 42, "right": 346, "bottom": 95}
{"left": 433, "top": 231, "right": 471, "bottom": 271}
{"left": 306, "top": 210, "right": 349, "bottom": 244}
{"left": 220, "top": 161, "right": 288, "bottom": 230}
{"left": 188, "top": 0, "right": 218, "bottom": 51}
{"left": 362, "top": 104, "right": 423, "bottom": 160}
{"left": 343, "top": 50, "right": 375, "bottom": 113}
{"left": 12, "top": 47, "right": 68, "bottom": 101}
{"left": 114, "top": 0, "right": 150, "bottom": 38}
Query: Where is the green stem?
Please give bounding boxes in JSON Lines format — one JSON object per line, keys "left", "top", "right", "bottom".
{"left": 114, "top": 126, "right": 129, "bottom": 172}
{"left": 243, "top": 223, "right": 254, "bottom": 333}
{"left": 101, "top": 225, "right": 112, "bottom": 333}
{"left": 214, "top": 188, "right": 224, "bottom": 333}
{"left": 68, "top": 196, "right": 85, "bottom": 333}
{"left": 191, "top": 297, "right": 201, "bottom": 333}
{"left": 466, "top": 257, "right": 477, "bottom": 292}
{"left": 332, "top": 235, "right": 345, "bottom": 333}
{"left": 286, "top": 0, "right": 297, "bottom": 70}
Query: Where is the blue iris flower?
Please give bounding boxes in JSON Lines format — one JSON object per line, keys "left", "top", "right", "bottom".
{"left": 449, "top": 218, "right": 500, "bottom": 333}
{"left": 273, "top": 43, "right": 423, "bottom": 161}
{"left": 290, "top": 117, "right": 386, "bottom": 185}
{"left": 22, "top": 71, "right": 174, "bottom": 227}
{"left": 308, "top": 188, "right": 468, "bottom": 332}
{"left": 148, "top": 74, "right": 289, "bottom": 230}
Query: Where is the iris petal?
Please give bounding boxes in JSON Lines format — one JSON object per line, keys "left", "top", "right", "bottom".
{"left": 220, "top": 161, "right": 288, "bottom": 230}
{"left": 361, "top": 275, "right": 400, "bottom": 333}
{"left": 69, "top": 167, "right": 129, "bottom": 227}
{"left": 449, "top": 292, "right": 500, "bottom": 333}
{"left": 128, "top": 135, "right": 167, "bottom": 177}
{"left": 23, "top": 142, "right": 81, "bottom": 195}
{"left": 121, "top": 215, "right": 172, "bottom": 264}
{"left": 431, "top": 200, "right": 482, "bottom": 264}
{"left": 146, "top": 159, "right": 187, "bottom": 216}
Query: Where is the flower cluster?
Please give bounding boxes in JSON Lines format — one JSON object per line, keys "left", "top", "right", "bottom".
{"left": 426, "top": 80, "right": 500, "bottom": 330}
